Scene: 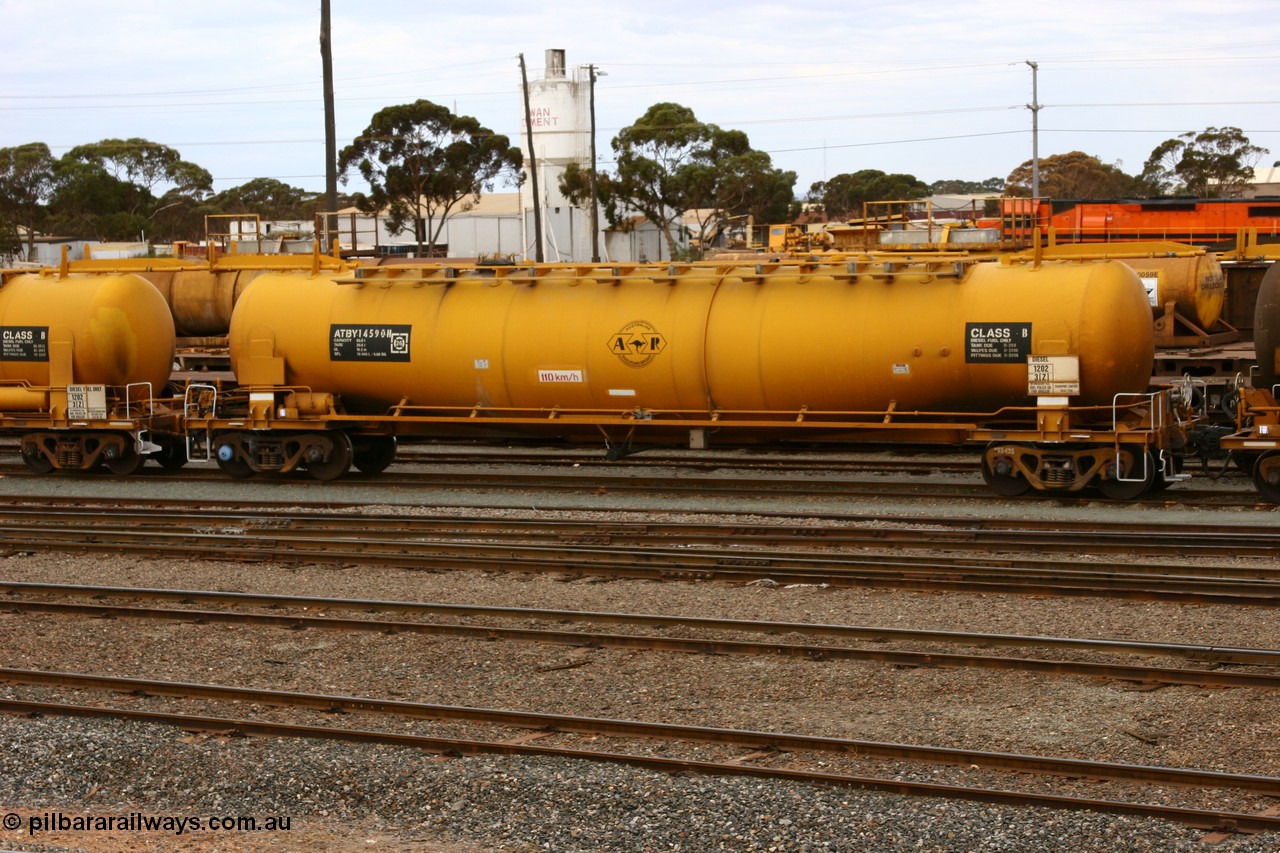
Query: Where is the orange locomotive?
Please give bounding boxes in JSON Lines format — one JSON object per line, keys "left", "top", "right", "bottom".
{"left": 995, "top": 197, "right": 1280, "bottom": 247}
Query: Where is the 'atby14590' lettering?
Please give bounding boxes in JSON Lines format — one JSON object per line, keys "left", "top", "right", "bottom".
{"left": 330, "top": 324, "right": 411, "bottom": 362}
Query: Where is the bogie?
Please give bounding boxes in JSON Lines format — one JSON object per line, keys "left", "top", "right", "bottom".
{"left": 1094, "top": 449, "right": 1157, "bottom": 501}
{"left": 979, "top": 444, "right": 1033, "bottom": 496}
{"left": 307, "top": 432, "right": 353, "bottom": 481}
{"left": 209, "top": 430, "right": 354, "bottom": 480}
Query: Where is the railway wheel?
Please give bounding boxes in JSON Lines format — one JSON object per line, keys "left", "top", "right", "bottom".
{"left": 105, "top": 449, "right": 145, "bottom": 476}
{"left": 214, "top": 440, "right": 253, "bottom": 479}
{"left": 980, "top": 443, "right": 1032, "bottom": 496}
{"left": 1252, "top": 451, "right": 1280, "bottom": 503}
{"left": 308, "top": 432, "right": 353, "bottom": 481}
{"left": 352, "top": 435, "right": 397, "bottom": 474}
{"left": 1096, "top": 448, "right": 1156, "bottom": 500}
{"left": 21, "top": 449, "right": 53, "bottom": 474}
{"left": 103, "top": 437, "right": 145, "bottom": 476}
{"left": 149, "top": 434, "right": 188, "bottom": 470}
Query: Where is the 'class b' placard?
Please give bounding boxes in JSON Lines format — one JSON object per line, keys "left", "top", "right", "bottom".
{"left": 965, "top": 323, "right": 1031, "bottom": 363}
{"left": 0, "top": 326, "right": 49, "bottom": 362}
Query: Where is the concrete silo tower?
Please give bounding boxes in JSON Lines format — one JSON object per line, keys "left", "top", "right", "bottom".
{"left": 520, "top": 49, "right": 599, "bottom": 262}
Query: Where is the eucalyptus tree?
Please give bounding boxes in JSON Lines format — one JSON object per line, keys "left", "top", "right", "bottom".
{"left": 1005, "top": 152, "right": 1137, "bottom": 199}
{"left": 1139, "top": 127, "right": 1267, "bottom": 197}
{"left": 0, "top": 143, "right": 55, "bottom": 259}
{"left": 339, "top": 100, "right": 523, "bottom": 256}
{"left": 807, "top": 170, "right": 929, "bottom": 220}
{"left": 64, "top": 138, "right": 212, "bottom": 217}
{"left": 560, "top": 102, "right": 795, "bottom": 258}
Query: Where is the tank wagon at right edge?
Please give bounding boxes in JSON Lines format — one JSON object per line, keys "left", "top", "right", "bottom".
{"left": 1218, "top": 260, "right": 1280, "bottom": 500}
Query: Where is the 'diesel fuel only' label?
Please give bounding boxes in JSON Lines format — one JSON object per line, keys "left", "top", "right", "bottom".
{"left": 0, "top": 326, "right": 49, "bottom": 362}
{"left": 965, "top": 322, "right": 1031, "bottom": 363}
{"left": 330, "top": 324, "right": 412, "bottom": 362}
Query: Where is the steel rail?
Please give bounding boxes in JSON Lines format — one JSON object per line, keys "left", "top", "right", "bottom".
{"left": 5, "top": 700, "right": 1278, "bottom": 833}
{"left": 3, "top": 516, "right": 1278, "bottom": 592}
{"left": 0, "top": 494, "right": 1270, "bottom": 538}
{"left": 0, "top": 462, "right": 1268, "bottom": 507}
{"left": 2, "top": 522, "right": 1279, "bottom": 601}
{"left": 3, "top": 463, "right": 999, "bottom": 497}
{"left": 15, "top": 518, "right": 1280, "bottom": 570}
{"left": 2, "top": 505, "right": 1280, "bottom": 559}
{"left": 2, "top": 528, "right": 1280, "bottom": 605}
{"left": 7, "top": 581, "right": 1278, "bottom": 665}
{"left": 7, "top": 598, "right": 1280, "bottom": 689}
{"left": 2, "top": 668, "right": 1278, "bottom": 796}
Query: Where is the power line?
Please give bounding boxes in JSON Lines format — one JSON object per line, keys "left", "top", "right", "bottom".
{"left": 1043, "top": 127, "right": 1280, "bottom": 133}
{"left": 212, "top": 174, "right": 327, "bottom": 182}
{"left": 35, "top": 122, "right": 1280, "bottom": 163}
{"left": 1048, "top": 101, "right": 1280, "bottom": 108}
{"left": 768, "top": 130, "right": 1027, "bottom": 154}
{"left": 0, "top": 59, "right": 513, "bottom": 101}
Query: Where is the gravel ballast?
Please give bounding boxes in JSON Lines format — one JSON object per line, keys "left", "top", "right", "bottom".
{"left": 2, "top": 459, "right": 1279, "bottom": 851}
{"left": 6, "top": 714, "right": 1278, "bottom": 853}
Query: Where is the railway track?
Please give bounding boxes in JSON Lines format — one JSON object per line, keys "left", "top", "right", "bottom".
{"left": 5, "top": 581, "right": 1280, "bottom": 689}
{"left": 3, "top": 498, "right": 1280, "bottom": 554}
{"left": 3, "top": 668, "right": 1279, "bottom": 833}
{"left": 3, "top": 496, "right": 1276, "bottom": 839}
{"left": 0, "top": 498, "right": 1275, "bottom": 604}
{"left": 0, "top": 453, "right": 1267, "bottom": 509}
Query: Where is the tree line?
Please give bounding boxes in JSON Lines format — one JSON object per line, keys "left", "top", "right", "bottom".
{"left": 0, "top": 99, "right": 1269, "bottom": 261}
{"left": 0, "top": 138, "right": 363, "bottom": 260}
{"left": 562, "top": 105, "right": 1267, "bottom": 258}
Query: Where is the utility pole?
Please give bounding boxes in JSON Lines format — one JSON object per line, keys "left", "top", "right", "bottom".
{"left": 1025, "top": 60, "right": 1040, "bottom": 199}
{"left": 587, "top": 64, "right": 603, "bottom": 263}
{"left": 519, "top": 53, "right": 544, "bottom": 262}
{"left": 320, "top": 0, "right": 337, "bottom": 248}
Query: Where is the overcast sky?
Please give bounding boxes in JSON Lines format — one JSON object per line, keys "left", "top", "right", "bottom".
{"left": 2, "top": 0, "right": 1277, "bottom": 200}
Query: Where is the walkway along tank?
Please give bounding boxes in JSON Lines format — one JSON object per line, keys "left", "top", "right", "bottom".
{"left": 188, "top": 256, "right": 1191, "bottom": 497}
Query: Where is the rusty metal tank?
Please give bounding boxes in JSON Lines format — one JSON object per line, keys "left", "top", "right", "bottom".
{"left": 0, "top": 272, "right": 175, "bottom": 404}
{"left": 1036, "top": 243, "right": 1226, "bottom": 330}
{"left": 138, "top": 268, "right": 265, "bottom": 337}
{"left": 1254, "top": 261, "right": 1280, "bottom": 389}
{"left": 229, "top": 259, "right": 1153, "bottom": 415}
{"left": 1123, "top": 253, "right": 1226, "bottom": 331}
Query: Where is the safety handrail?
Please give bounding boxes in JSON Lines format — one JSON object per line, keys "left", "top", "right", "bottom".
{"left": 182, "top": 383, "right": 220, "bottom": 464}
{"left": 124, "top": 381, "right": 155, "bottom": 418}
{"left": 122, "top": 382, "right": 163, "bottom": 458}
{"left": 1111, "top": 391, "right": 1160, "bottom": 484}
